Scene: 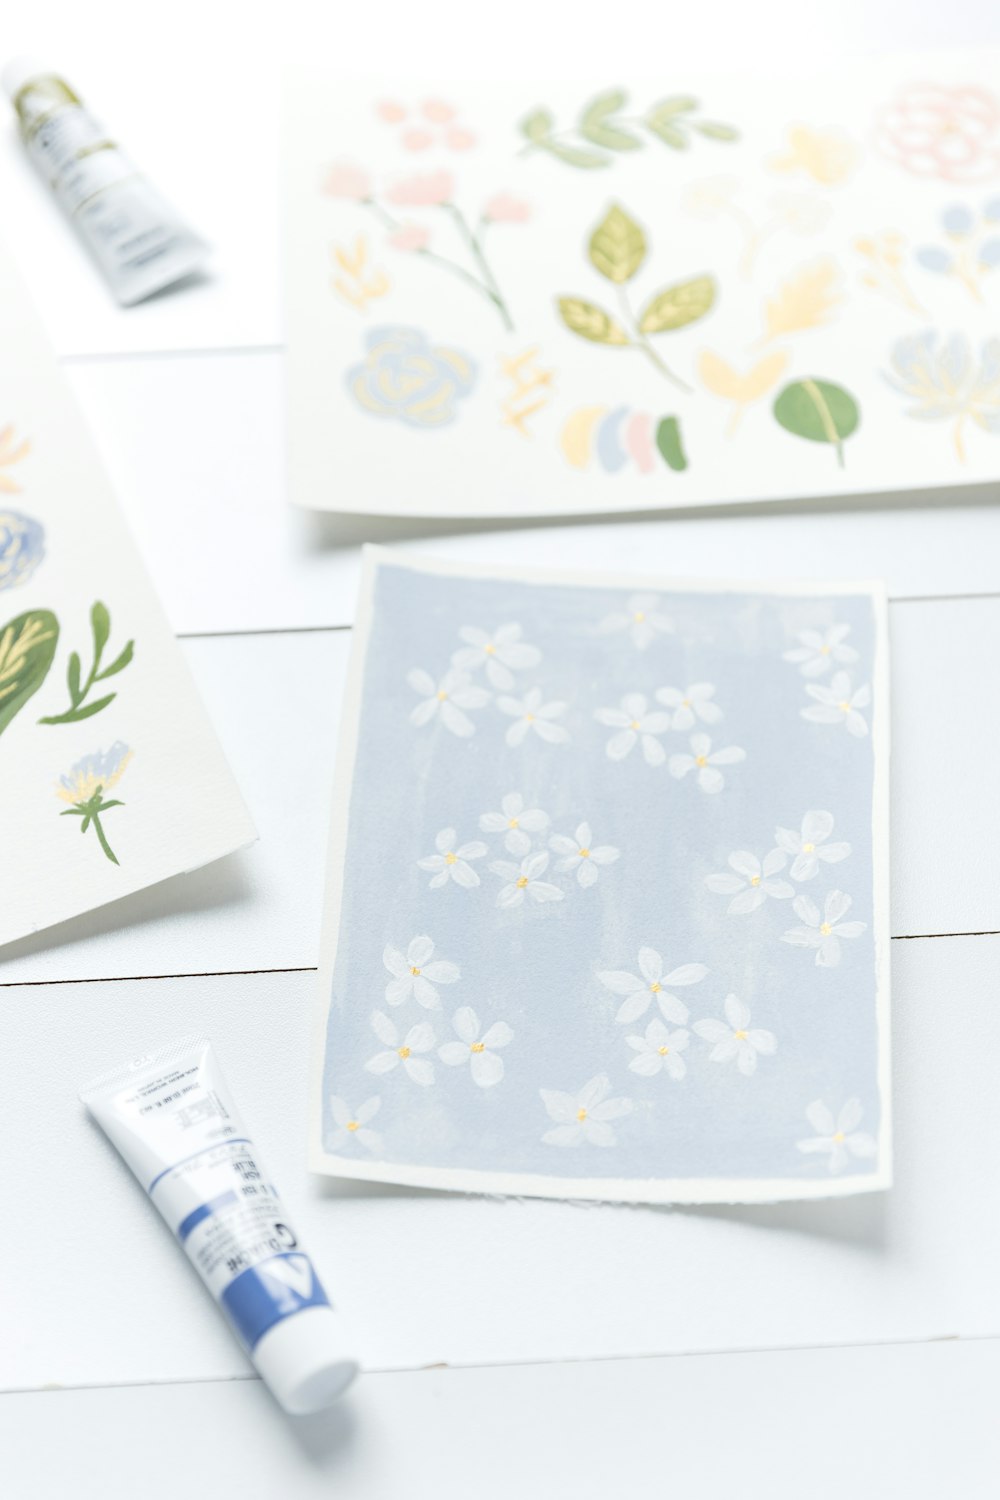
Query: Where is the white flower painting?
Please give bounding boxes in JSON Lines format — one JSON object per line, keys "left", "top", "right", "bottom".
{"left": 801, "top": 672, "right": 871, "bottom": 737}
{"left": 383, "top": 935, "right": 460, "bottom": 1008}
{"left": 596, "top": 592, "right": 674, "bottom": 649}
{"left": 694, "top": 994, "right": 777, "bottom": 1076}
{"left": 407, "top": 667, "right": 490, "bottom": 737}
{"left": 796, "top": 1099, "right": 877, "bottom": 1173}
{"left": 540, "top": 1074, "right": 634, "bottom": 1147}
{"left": 417, "top": 827, "right": 488, "bottom": 888}
{"left": 451, "top": 622, "right": 541, "bottom": 690}
{"left": 478, "top": 791, "right": 550, "bottom": 856}
{"left": 626, "top": 1019, "right": 690, "bottom": 1080}
{"left": 781, "top": 891, "right": 867, "bottom": 967}
{"left": 774, "top": 810, "right": 851, "bottom": 880}
{"left": 705, "top": 850, "right": 794, "bottom": 913}
{"left": 438, "top": 1007, "right": 513, "bottom": 1087}
{"left": 654, "top": 682, "right": 723, "bottom": 730}
{"left": 490, "top": 850, "right": 564, "bottom": 908}
{"left": 669, "top": 733, "right": 746, "bottom": 793}
{"left": 783, "top": 625, "right": 858, "bottom": 677}
{"left": 328, "top": 1095, "right": 383, "bottom": 1154}
{"left": 598, "top": 946, "right": 708, "bottom": 1025}
{"left": 497, "top": 687, "right": 570, "bottom": 747}
{"left": 595, "top": 693, "right": 671, "bottom": 765}
{"left": 365, "top": 1012, "right": 436, "bottom": 1086}
{"left": 549, "top": 822, "right": 620, "bottom": 887}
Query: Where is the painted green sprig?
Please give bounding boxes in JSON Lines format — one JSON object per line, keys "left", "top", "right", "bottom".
{"left": 557, "top": 204, "right": 716, "bottom": 393}
{"left": 520, "top": 89, "right": 739, "bottom": 170}
{"left": 39, "top": 601, "right": 133, "bottom": 725}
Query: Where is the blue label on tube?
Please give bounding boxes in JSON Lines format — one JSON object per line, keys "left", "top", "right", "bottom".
{"left": 221, "top": 1252, "right": 331, "bottom": 1350}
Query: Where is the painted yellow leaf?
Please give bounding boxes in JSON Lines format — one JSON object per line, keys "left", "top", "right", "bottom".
{"left": 769, "top": 125, "right": 858, "bottom": 186}
{"left": 557, "top": 297, "right": 630, "bottom": 345}
{"left": 697, "top": 352, "right": 744, "bottom": 400}
{"left": 698, "top": 350, "right": 789, "bottom": 404}
{"left": 761, "top": 260, "right": 841, "bottom": 342}
{"left": 588, "top": 204, "right": 646, "bottom": 284}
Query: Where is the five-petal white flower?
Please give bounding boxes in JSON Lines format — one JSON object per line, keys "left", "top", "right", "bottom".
{"left": 626, "top": 1018, "right": 690, "bottom": 1080}
{"left": 598, "top": 946, "right": 708, "bottom": 1025}
{"left": 797, "top": 1098, "right": 877, "bottom": 1173}
{"left": 383, "top": 935, "right": 459, "bottom": 1009}
{"left": 705, "top": 850, "right": 794, "bottom": 913}
{"left": 438, "top": 1006, "right": 513, "bottom": 1087}
{"left": 417, "top": 826, "right": 488, "bottom": 889}
{"left": 327, "top": 1095, "right": 383, "bottom": 1154}
{"left": 774, "top": 810, "right": 851, "bottom": 881}
{"left": 694, "top": 994, "right": 777, "bottom": 1076}
{"left": 478, "top": 791, "right": 550, "bottom": 856}
{"left": 781, "top": 891, "right": 867, "bottom": 967}
{"left": 783, "top": 624, "right": 859, "bottom": 677}
{"left": 669, "top": 732, "right": 746, "bottom": 793}
{"left": 497, "top": 687, "right": 570, "bottom": 747}
{"left": 654, "top": 682, "right": 723, "bottom": 731}
{"left": 801, "top": 672, "right": 871, "bottom": 738}
{"left": 365, "top": 1011, "right": 436, "bottom": 1086}
{"left": 490, "top": 850, "right": 564, "bottom": 908}
{"left": 407, "top": 667, "right": 490, "bottom": 737}
{"left": 451, "top": 622, "right": 541, "bottom": 690}
{"left": 540, "top": 1074, "right": 634, "bottom": 1147}
{"left": 597, "top": 592, "right": 674, "bottom": 650}
{"left": 549, "top": 822, "right": 620, "bottom": 887}
{"left": 595, "top": 692, "right": 671, "bottom": 765}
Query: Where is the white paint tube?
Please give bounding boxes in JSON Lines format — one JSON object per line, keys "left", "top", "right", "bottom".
{"left": 80, "top": 1035, "right": 358, "bottom": 1415}
{"left": 2, "top": 57, "right": 209, "bottom": 305}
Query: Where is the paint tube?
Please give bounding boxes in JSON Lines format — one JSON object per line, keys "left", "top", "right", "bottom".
{"left": 2, "top": 57, "right": 208, "bottom": 305}
{"left": 80, "top": 1035, "right": 358, "bottom": 1415}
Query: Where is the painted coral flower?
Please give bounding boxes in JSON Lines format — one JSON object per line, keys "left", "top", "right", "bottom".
{"left": 626, "top": 1018, "right": 690, "bottom": 1080}
{"left": 490, "top": 850, "right": 564, "bottom": 908}
{"left": 0, "top": 510, "right": 45, "bottom": 591}
{"left": 483, "top": 193, "right": 531, "bottom": 223}
{"left": 596, "top": 591, "right": 674, "bottom": 649}
{"left": 478, "top": 791, "right": 549, "bottom": 855}
{"left": 774, "top": 810, "right": 851, "bottom": 881}
{"left": 497, "top": 687, "right": 570, "bottom": 747}
{"left": 549, "top": 822, "right": 619, "bottom": 887}
{"left": 348, "top": 327, "right": 477, "bottom": 430}
{"left": 797, "top": 1098, "right": 877, "bottom": 1173}
{"left": 694, "top": 994, "right": 777, "bottom": 1077}
{"left": 595, "top": 692, "right": 670, "bottom": 765}
{"left": 382, "top": 935, "right": 459, "bottom": 1009}
{"left": 654, "top": 682, "right": 722, "bottom": 731}
{"left": 884, "top": 331, "right": 1000, "bottom": 462}
{"left": 876, "top": 82, "right": 1000, "bottom": 184}
{"left": 705, "top": 850, "right": 794, "bottom": 913}
{"left": 322, "top": 162, "right": 372, "bottom": 199}
{"left": 417, "top": 826, "right": 488, "bottom": 888}
{"left": 782, "top": 624, "right": 858, "bottom": 677}
{"left": 668, "top": 733, "right": 746, "bottom": 793}
{"left": 438, "top": 1007, "right": 513, "bottom": 1087}
{"left": 386, "top": 222, "right": 431, "bottom": 252}
{"left": 365, "top": 1011, "right": 436, "bottom": 1086}
{"left": 801, "top": 672, "right": 870, "bottom": 737}
{"left": 781, "top": 890, "right": 867, "bottom": 967}
{"left": 598, "top": 946, "right": 707, "bottom": 1026}
{"left": 451, "top": 622, "right": 541, "bottom": 690}
{"left": 376, "top": 101, "right": 407, "bottom": 124}
{"left": 540, "top": 1074, "right": 633, "bottom": 1147}
{"left": 407, "top": 666, "right": 489, "bottom": 737}
{"left": 386, "top": 171, "right": 455, "bottom": 207}
{"left": 328, "top": 1096, "right": 383, "bottom": 1154}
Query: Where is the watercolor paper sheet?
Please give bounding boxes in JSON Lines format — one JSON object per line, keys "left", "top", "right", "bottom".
{"left": 0, "top": 243, "right": 256, "bottom": 948}
{"left": 285, "top": 51, "right": 1000, "bottom": 518}
{"left": 311, "top": 550, "right": 890, "bottom": 1203}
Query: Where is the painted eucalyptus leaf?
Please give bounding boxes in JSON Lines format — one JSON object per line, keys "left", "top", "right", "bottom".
{"left": 655, "top": 416, "right": 688, "bottom": 472}
{"left": 693, "top": 120, "right": 740, "bottom": 141}
{"left": 644, "top": 117, "right": 689, "bottom": 148}
{"left": 639, "top": 275, "right": 715, "bottom": 334}
{"left": 520, "top": 108, "right": 555, "bottom": 143}
{"left": 0, "top": 608, "right": 59, "bottom": 737}
{"left": 579, "top": 89, "right": 642, "bottom": 151}
{"left": 544, "top": 141, "right": 611, "bottom": 169}
{"left": 773, "top": 378, "right": 860, "bottom": 468}
{"left": 588, "top": 204, "right": 647, "bottom": 283}
{"left": 648, "top": 95, "right": 699, "bottom": 120}
{"left": 556, "top": 297, "right": 629, "bottom": 345}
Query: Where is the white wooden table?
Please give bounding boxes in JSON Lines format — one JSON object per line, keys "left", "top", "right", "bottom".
{"left": 2, "top": 5, "right": 999, "bottom": 1495}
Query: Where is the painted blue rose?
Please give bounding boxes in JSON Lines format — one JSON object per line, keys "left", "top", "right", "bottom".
{"left": 0, "top": 510, "right": 45, "bottom": 591}
{"left": 346, "top": 326, "right": 477, "bottom": 429}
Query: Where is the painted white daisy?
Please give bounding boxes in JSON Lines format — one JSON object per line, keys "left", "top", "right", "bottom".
{"left": 490, "top": 850, "right": 564, "bottom": 908}
{"left": 497, "top": 687, "right": 570, "bottom": 747}
{"left": 328, "top": 1095, "right": 383, "bottom": 1154}
{"left": 801, "top": 672, "right": 871, "bottom": 738}
{"left": 417, "top": 826, "right": 488, "bottom": 889}
{"left": 438, "top": 1006, "right": 513, "bottom": 1087}
{"left": 654, "top": 682, "right": 723, "bottom": 731}
{"left": 669, "top": 732, "right": 746, "bottom": 793}
{"left": 365, "top": 1011, "right": 436, "bottom": 1086}
{"left": 774, "top": 810, "right": 851, "bottom": 881}
{"left": 383, "top": 935, "right": 459, "bottom": 1009}
{"left": 597, "top": 592, "right": 674, "bottom": 650}
{"left": 781, "top": 890, "right": 867, "bottom": 967}
{"left": 451, "top": 622, "right": 541, "bottom": 690}
{"left": 783, "top": 624, "right": 859, "bottom": 678}
{"left": 540, "top": 1074, "right": 634, "bottom": 1147}
{"left": 478, "top": 791, "right": 549, "bottom": 856}
{"left": 549, "top": 822, "right": 620, "bottom": 887}
{"left": 694, "top": 994, "right": 777, "bottom": 1077}
{"left": 626, "top": 1018, "right": 690, "bottom": 1080}
{"left": 407, "top": 667, "right": 490, "bottom": 737}
{"left": 705, "top": 850, "right": 794, "bottom": 913}
{"left": 598, "top": 946, "right": 708, "bottom": 1025}
{"left": 797, "top": 1098, "right": 877, "bottom": 1173}
{"left": 594, "top": 692, "right": 671, "bottom": 765}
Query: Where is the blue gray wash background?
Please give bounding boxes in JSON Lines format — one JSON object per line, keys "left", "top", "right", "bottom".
{"left": 321, "top": 562, "right": 882, "bottom": 1184}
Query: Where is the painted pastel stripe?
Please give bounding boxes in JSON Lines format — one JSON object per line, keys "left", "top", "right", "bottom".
{"left": 625, "top": 411, "right": 655, "bottom": 474}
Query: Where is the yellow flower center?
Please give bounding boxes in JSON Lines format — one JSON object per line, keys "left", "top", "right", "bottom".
{"left": 820, "top": 922, "right": 832, "bottom": 936}
{"left": 410, "top": 965, "right": 421, "bottom": 976}
{"left": 681, "top": 698, "right": 691, "bottom": 708}
{"left": 516, "top": 875, "right": 529, "bottom": 888}
{"left": 470, "top": 1042, "right": 485, "bottom": 1053}
{"left": 657, "top": 1045, "right": 670, "bottom": 1056}
{"left": 576, "top": 1107, "right": 588, "bottom": 1121}
{"left": 633, "top": 611, "right": 646, "bottom": 623}
{"left": 398, "top": 1046, "right": 411, "bottom": 1059}
{"left": 508, "top": 817, "right": 519, "bottom": 828}
{"left": 484, "top": 643, "right": 496, "bottom": 654}
{"left": 802, "top": 842, "right": 815, "bottom": 853}
{"left": 445, "top": 852, "right": 457, "bottom": 864}
{"left": 346, "top": 1120, "right": 359, "bottom": 1132}
{"left": 525, "top": 712, "right": 535, "bottom": 722}
{"left": 437, "top": 689, "right": 448, "bottom": 701}
{"left": 629, "top": 719, "right": 641, "bottom": 730}
{"left": 750, "top": 875, "right": 761, "bottom": 887}
{"left": 838, "top": 700, "right": 851, "bottom": 713}
{"left": 832, "top": 1130, "right": 845, "bottom": 1143}
{"left": 694, "top": 754, "right": 708, "bottom": 768}
{"left": 734, "top": 1029, "right": 748, "bottom": 1041}
{"left": 820, "top": 644, "right": 831, "bottom": 655}
{"left": 578, "top": 847, "right": 590, "bottom": 858}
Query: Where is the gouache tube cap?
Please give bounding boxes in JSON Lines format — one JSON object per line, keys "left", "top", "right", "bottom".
{"left": 253, "top": 1306, "right": 359, "bottom": 1415}
{"left": 2, "top": 56, "right": 51, "bottom": 101}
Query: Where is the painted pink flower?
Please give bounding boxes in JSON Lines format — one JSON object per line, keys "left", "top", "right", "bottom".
{"left": 446, "top": 127, "right": 476, "bottom": 151}
{"left": 387, "top": 222, "right": 431, "bottom": 253}
{"left": 402, "top": 127, "right": 433, "bottom": 152}
{"left": 322, "top": 162, "right": 372, "bottom": 200}
{"left": 422, "top": 100, "right": 455, "bottom": 124}
{"left": 483, "top": 193, "right": 531, "bottom": 223}
{"left": 876, "top": 82, "right": 1000, "bottom": 183}
{"left": 376, "top": 101, "right": 407, "bottom": 124}
{"left": 386, "top": 171, "right": 454, "bottom": 207}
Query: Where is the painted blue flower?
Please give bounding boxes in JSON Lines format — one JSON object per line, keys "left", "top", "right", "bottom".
{"left": 0, "top": 510, "right": 45, "bottom": 591}
{"left": 985, "top": 197, "right": 1000, "bottom": 223}
{"left": 941, "top": 203, "right": 974, "bottom": 236}
{"left": 346, "top": 326, "right": 477, "bottom": 429}
{"left": 980, "top": 237, "right": 1000, "bottom": 268}
{"left": 915, "top": 245, "right": 953, "bottom": 273}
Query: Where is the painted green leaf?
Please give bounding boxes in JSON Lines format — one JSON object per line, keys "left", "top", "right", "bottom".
{"left": 556, "top": 297, "right": 630, "bottom": 345}
{"left": 90, "top": 600, "right": 110, "bottom": 659}
{"left": 0, "top": 609, "right": 59, "bottom": 737}
{"left": 655, "top": 416, "right": 688, "bottom": 472}
{"left": 648, "top": 95, "right": 699, "bottom": 120}
{"left": 693, "top": 120, "right": 740, "bottom": 142}
{"left": 588, "top": 204, "right": 647, "bottom": 283}
{"left": 67, "top": 650, "right": 82, "bottom": 705}
{"left": 545, "top": 140, "right": 611, "bottom": 169}
{"left": 578, "top": 89, "right": 642, "bottom": 151}
{"left": 97, "top": 639, "right": 134, "bottom": 681}
{"left": 644, "top": 117, "right": 689, "bottom": 149}
{"left": 521, "top": 108, "right": 555, "bottom": 144}
{"left": 773, "top": 378, "right": 860, "bottom": 468}
{"left": 639, "top": 276, "right": 716, "bottom": 334}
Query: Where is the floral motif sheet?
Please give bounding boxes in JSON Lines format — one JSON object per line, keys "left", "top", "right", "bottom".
{"left": 310, "top": 550, "right": 891, "bottom": 1203}
{"left": 285, "top": 53, "right": 1000, "bottom": 518}
{"left": 0, "top": 243, "right": 255, "bottom": 948}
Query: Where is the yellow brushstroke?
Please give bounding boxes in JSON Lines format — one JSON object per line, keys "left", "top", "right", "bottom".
{"left": 560, "top": 406, "right": 606, "bottom": 468}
